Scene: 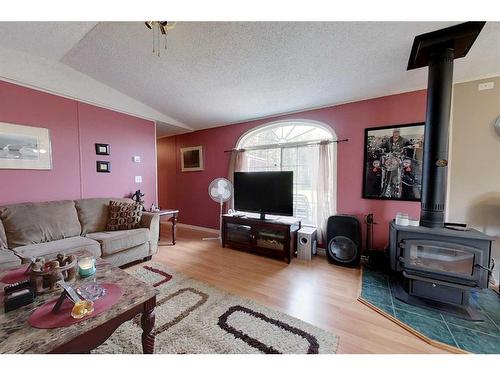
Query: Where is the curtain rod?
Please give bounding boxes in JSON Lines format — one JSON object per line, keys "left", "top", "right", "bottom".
{"left": 223, "top": 138, "right": 349, "bottom": 153}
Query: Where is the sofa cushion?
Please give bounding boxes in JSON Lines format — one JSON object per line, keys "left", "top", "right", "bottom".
{"left": 103, "top": 243, "right": 149, "bottom": 267}
{"left": 0, "top": 248, "right": 21, "bottom": 271}
{"left": 86, "top": 228, "right": 149, "bottom": 257}
{"left": 106, "top": 201, "right": 143, "bottom": 231}
{"left": 75, "top": 198, "right": 134, "bottom": 235}
{"left": 0, "top": 200, "right": 81, "bottom": 249}
{"left": 13, "top": 236, "right": 101, "bottom": 261}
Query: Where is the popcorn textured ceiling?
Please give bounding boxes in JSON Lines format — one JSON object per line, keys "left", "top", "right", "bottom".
{"left": 1, "top": 22, "right": 499, "bottom": 136}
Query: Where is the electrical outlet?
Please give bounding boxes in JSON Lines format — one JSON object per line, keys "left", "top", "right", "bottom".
{"left": 135, "top": 176, "right": 142, "bottom": 183}
{"left": 478, "top": 82, "right": 494, "bottom": 91}
{"left": 132, "top": 156, "right": 141, "bottom": 163}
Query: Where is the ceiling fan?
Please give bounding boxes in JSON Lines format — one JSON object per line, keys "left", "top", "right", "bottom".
{"left": 144, "top": 21, "right": 176, "bottom": 56}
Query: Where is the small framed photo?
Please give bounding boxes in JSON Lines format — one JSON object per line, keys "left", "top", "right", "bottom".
{"left": 96, "top": 161, "right": 111, "bottom": 173}
{"left": 95, "top": 143, "right": 110, "bottom": 155}
{"left": 181, "top": 145, "right": 204, "bottom": 172}
{"left": 362, "top": 123, "right": 425, "bottom": 201}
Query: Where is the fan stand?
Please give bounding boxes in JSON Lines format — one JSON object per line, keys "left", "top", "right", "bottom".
{"left": 202, "top": 200, "right": 224, "bottom": 243}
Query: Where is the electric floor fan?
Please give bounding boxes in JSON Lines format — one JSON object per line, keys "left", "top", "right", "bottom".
{"left": 202, "top": 178, "right": 233, "bottom": 243}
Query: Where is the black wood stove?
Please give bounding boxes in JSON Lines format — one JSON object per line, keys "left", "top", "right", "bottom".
{"left": 389, "top": 22, "right": 495, "bottom": 321}
{"left": 390, "top": 223, "right": 493, "bottom": 320}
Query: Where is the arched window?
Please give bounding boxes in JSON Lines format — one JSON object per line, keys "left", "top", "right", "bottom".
{"left": 238, "top": 120, "right": 334, "bottom": 149}
{"left": 235, "top": 120, "right": 337, "bottom": 238}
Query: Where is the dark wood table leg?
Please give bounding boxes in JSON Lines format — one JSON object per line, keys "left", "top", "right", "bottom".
{"left": 171, "top": 213, "right": 177, "bottom": 245}
{"left": 141, "top": 297, "right": 156, "bottom": 354}
{"left": 158, "top": 217, "right": 161, "bottom": 242}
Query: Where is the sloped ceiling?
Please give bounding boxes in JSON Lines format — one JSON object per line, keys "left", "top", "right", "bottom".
{"left": 0, "top": 22, "right": 97, "bottom": 60}
{"left": 1, "top": 22, "right": 499, "bottom": 137}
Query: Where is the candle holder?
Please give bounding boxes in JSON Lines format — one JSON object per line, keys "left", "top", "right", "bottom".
{"left": 78, "top": 256, "right": 96, "bottom": 278}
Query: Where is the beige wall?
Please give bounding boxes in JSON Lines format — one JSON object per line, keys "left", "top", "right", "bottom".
{"left": 448, "top": 76, "right": 500, "bottom": 284}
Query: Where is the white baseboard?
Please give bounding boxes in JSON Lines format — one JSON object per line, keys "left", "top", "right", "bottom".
{"left": 174, "top": 222, "right": 219, "bottom": 234}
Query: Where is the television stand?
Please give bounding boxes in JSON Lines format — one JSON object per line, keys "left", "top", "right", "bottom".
{"left": 221, "top": 215, "right": 301, "bottom": 263}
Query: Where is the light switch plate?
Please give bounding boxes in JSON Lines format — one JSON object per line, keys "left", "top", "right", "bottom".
{"left": 132, "top": 156, "right": 141, "bottom": 163}
{"left": 135, "top": 176, "right": 142, "bottom": 183}
{"left": 478, "top": 82, "right": 494, "bottom": 91}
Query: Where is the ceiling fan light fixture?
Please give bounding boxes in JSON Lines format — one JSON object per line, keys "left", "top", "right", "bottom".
{"left": 145, "top": 21, "right": 172, "bottom": 56}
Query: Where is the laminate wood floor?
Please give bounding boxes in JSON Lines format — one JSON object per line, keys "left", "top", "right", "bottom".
{"left": 151, "top": 225, "right": 448, "bottom": 354}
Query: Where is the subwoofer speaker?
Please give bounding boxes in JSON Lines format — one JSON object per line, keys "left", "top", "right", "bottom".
{"left": 297, "top": 227, "right": 317, "bottom": 260}
{"left": 326, "top": 215, "right": 362, "bottom": 267}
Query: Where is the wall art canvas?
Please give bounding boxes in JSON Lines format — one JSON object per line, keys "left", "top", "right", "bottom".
{"left": 0, "top": 122, "right": 52, "bottom": 170}
{"left": 181, "top": 145, "right": 204, "bottom": 172}
{"left": 363, "top": 123, "right": 425, "bottom": 201}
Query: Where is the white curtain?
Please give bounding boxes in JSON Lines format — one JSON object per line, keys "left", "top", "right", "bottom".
{"left": 315, "top": 141, "right": 337, "bottom": 244}
{"left": 227, "top": 149, "right": 247, "bottom": 210}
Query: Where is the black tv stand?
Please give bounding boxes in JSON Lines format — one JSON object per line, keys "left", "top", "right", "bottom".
{"left": 259, "top": 212, "right": 266, "bottom": 220}
{"left": 222, "top": 215, "right": 301, "bottom": 263}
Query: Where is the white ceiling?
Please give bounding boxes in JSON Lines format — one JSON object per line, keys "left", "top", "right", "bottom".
{"left": 0, "top": 22, "right": 97, "bottom": 60}
{"left": 0, "top": 22, "right": 499, "bottom": 137}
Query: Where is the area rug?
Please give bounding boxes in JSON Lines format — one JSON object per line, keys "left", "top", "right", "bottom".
{"left": 93, "top": 263, "right": 339, "bottom": 354}
{"left": 359, "top": 267, "right": 500, "bottom": 354}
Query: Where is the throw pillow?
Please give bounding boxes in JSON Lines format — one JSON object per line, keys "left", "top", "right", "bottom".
{"left": 106, "top": 200, "right": 143, "bottom": 231}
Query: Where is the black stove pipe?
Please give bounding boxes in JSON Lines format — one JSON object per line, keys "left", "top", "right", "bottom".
{"left": 420, "top": 47, "right": 454, "bottom": 228}
{"left": 406, "top": 22, "right": 485, "bottom": 228}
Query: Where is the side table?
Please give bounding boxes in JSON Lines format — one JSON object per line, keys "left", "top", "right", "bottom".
{"left": 156, "top": 209, "right": 179, "bottom": 245}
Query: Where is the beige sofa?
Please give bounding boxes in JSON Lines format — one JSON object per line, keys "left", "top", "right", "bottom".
{"left": 0, "top": 198, "right": 159, "bottom": 270}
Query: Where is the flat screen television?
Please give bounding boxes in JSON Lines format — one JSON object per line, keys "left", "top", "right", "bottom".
{"left": 234, "top": 171, "right": 293, "bottom": 219}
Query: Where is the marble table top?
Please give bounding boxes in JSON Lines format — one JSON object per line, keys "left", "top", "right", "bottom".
{"left": 0, "top": 251, "right": 157, "bottom": 353}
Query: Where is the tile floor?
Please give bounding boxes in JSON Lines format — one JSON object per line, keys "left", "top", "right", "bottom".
{"left": 360, "top": 267, "right": 500, "bottom": 353}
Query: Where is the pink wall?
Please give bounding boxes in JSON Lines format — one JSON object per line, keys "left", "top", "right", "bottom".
{"left": 0, "top": 80, "right": 157, "bottom": 207}
{"left": 158, "top": 90, "right": 427, "bottom": 249}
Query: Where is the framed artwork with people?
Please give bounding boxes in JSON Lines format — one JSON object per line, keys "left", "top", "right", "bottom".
{"left": 362, "top": 123, "right": 425, "bottom": 201}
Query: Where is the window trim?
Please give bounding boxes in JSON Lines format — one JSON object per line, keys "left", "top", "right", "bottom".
{"left": 236, "top": 119, "right": 337, "bottom": 150}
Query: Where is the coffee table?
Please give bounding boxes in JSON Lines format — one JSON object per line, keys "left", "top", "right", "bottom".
{"left": 0, "top": 251, "right": 158, "bottom": 354}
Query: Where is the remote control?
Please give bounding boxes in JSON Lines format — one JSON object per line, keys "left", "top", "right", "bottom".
{"left": 4, "top": 279, "right": 31, "bottom": 294}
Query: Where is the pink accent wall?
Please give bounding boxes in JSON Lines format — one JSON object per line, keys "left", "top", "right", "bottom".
{"left": 158, "top": 90, "right": 427, "bottom": 249}
{"left": 0, "top": 80, "right": 157, "bottom": 207}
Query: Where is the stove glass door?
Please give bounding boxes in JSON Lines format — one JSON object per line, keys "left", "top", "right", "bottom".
{"left": 404, "top": 240, "right": 480, "bottom": 279}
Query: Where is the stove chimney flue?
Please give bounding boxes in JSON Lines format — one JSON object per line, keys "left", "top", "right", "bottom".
{"left": 420, "top": 47, "right": 454, "bottom": 227}
{"left": 407, "top": 22, "right": 486, "bottom": 228}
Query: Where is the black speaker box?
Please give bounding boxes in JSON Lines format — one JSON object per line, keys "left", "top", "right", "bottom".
{"left": 326, "top": 215, "right": 362, "bottom": 267}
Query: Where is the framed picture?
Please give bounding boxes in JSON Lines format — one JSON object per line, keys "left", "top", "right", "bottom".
{"left": 362, "top": 122, "right": 425, "bottom": 201}
{"left": 181, "top": 145, "right": 204, "bottom": 172}
{"left": 95, "top": 143, "right": 110, "bottom": 155}
{"left": 0, "top": 122, "right": 53, "bottom": 170}
{"left": 96, "top": 161, "right": 111, "bottom": 173}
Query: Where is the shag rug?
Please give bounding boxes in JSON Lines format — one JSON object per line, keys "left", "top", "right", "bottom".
{"left": 93, "top": 263, "right": 339, "bottom": 354}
